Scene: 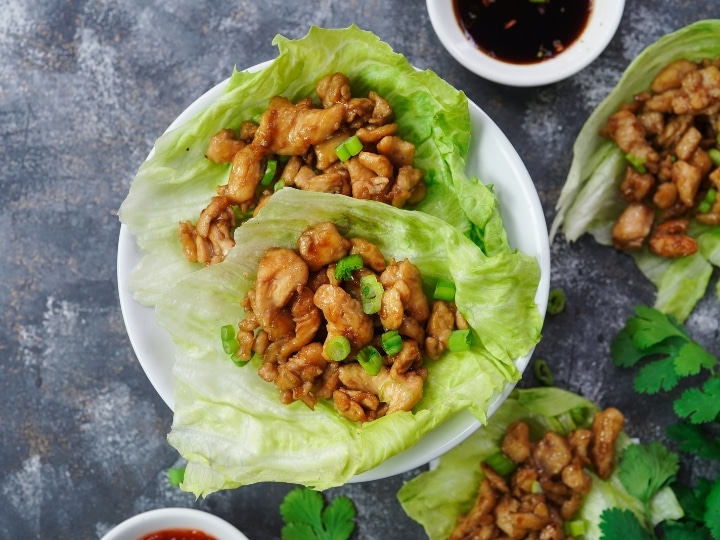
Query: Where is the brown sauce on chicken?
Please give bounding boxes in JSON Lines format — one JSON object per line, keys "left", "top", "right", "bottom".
{"left": 179, "top": 73, "right": 426, "bottom": 266}
{"left": 234, "top": 222, "right": 467, "bottom": 423}
{"left": 450, "top": 408, "right": 625, "bottom": 539}
{"left": 603, "top": 57, "right": 720, "bottom": 258}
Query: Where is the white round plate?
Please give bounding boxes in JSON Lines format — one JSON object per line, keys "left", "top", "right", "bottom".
{"left": 100, "top": 508, "right": 248, "bottom": 540}
{"left": 426, "top": 0, "right": 625, "bottom": 86}
{"left": 117, "top": 66, "right": 550, "bottom": 482}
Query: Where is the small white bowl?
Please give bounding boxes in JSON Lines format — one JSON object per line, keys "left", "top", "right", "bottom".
{"left": 426, "top": 0, "right": 625, "bottom": 86}
{"left": 100, "top": 508, "right": 249, "bottom": 540}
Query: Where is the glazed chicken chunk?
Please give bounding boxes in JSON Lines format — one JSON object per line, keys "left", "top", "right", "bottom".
{"left": 232, "top": 222, "right": 468, "bottom": 423}
{"left": 180, "top": 72, "right": 426, "bottom": 265}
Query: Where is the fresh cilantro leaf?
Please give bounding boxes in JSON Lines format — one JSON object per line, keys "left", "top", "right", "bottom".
{"left": 322, "top": 497, "right": 356, "bottom": 540}
{"left": 634, "top": 356, "right": 680, "bottom": 394}
{"left": 611, "top": 326, "right": 645, "bottom": 368}
{"left": 674, "top": 378, "right": 720, "bottom": 424}
{"left": 666, "top": 422, "right": 720, "bottom": 460}
{"left": 660, "top": 520, "right": 709, "bottom": 540}
{"left": 281, "top": 487, "right": 325, "bottom": 534}
{"left": 618, "top": 442, "right": 679, "bottom": 504}
{"left": 280, "top": 487, "right": 356, "bottom": 540}
{"left": 672, "top": 478, "right": 715, "bottom": 523}
{"left": 674, "top": 341, "right": 718, "bottom": 377}
{"left": 599, "top": 507, "right": 652, "bottom": 540}
{"left": 704, "top": 477, "right": 720, "bottom": 540}
{"left": 626, "top": 306, "right": 687, "bottom": 349}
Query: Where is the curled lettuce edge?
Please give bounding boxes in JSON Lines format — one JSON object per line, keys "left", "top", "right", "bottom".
{"left": 155, "top": 188, "right": 543, "bottom": 495}
{"left": 397, "top": 387, "right": 683, "bottom": 540}
{"left": 118, "top": 24, "right": 507, "bottom": 307}
{"left": 549, "top": 20, "right": 720, "bottom": 322}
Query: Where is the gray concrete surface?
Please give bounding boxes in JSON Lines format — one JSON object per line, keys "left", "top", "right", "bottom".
{"left": 1, "top": 1, "right": 719, "bottom": 538}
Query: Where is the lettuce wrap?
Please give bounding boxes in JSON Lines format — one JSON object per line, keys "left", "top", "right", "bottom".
{"left": 550, "top": 20, "right": 720, "bottom": 322}
{"left": 119, "top": 25, "right": 508, "bottom": 307}
{"left": 398, "top": 387, "right": 683, "bottom": 540}
{"left": 154, "top": 188, "right": 543, "bottom": 494}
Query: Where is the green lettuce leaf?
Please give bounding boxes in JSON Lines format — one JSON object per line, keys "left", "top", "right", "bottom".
{"left": 156, "top": 188, "right": 543, "bottom": 494}
{"left": 119, "top": 25, "right": 503, "bottom": 306}
{"left": 397, "top": 387, "right": 683, "bottom": 540}
{"left": 550, "top": 20, "right": 720, "bottom": 322}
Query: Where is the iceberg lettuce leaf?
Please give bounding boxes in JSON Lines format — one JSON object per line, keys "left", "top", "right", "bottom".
{"left": 550, "top": 20, "right": 720, "bottom": 322}
{"left": 156, "top": 188, "right": 543, "bottom": 494}
{"left": 119, "top": 25, "right": 502, "bottom": 306}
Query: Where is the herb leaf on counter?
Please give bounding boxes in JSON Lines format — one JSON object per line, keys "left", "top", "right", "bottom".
{"left": 280, "top": 487, "right": 355, "bottom": 540}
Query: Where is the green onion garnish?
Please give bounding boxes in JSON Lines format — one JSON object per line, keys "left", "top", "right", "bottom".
{"left": 168, "top": 467, "right": 186, "bottom": 487}
{"left": 231, "top": 352, "right": 254, "bottom": 368}
{"left": 570, "top": 406, "right": 588, "bottom": 426}
{"left": 448, "top": 329, "right": 472, "bottom": 352}
{"left": 356, "top": 345, "right": 383, "bottom": 376}
{"left": 709, "top": 148, "right": 720, "bottom": 167}
{"left": 564, "top": 520, "right": 587, "bottom": 537}
{"left": 533, "top": 358, "right": 555, "bottom": 386}
{"left": 625, "top": 153, "right": 647, "bottom": 174}
{"left": 273, "top": 179, "right": 285, "bottom": 192}
{"left": 531, "top": 480, "right": 543, "bottom": 494}
{"left": 381, "top": 330, "right": 403, "bottom": 356}
{"left": 334, "top": 254, "right": 364, "bottom": 280}
{"left": 547, "top": 288, "right": 566, "bottom": 315}
{"left": 260, "top": 158, "right": 278, "bottom": 186}
{"left": 484, "top": 451, "right": 516, "bottom": 477}
{"left": 221, "top": 324, "right": 239, "bottom": 355}
{"left": 334, "top": 135, "right": 363, "bottom": 162}
{"left": 360, "top": 274, "right": 384, "bottom": 314}
{"left": 326, "top": 335, "right": 351, "bottom": 362}
{"left": 433, "top": 280, "right": 456, "bottom": 301}
{"left": 699, "top": 188, "right": 717, "bottom": 214}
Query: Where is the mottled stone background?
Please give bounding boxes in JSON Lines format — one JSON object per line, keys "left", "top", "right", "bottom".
{"left": 1, "top": 1, "right": 719, "bottom": 539}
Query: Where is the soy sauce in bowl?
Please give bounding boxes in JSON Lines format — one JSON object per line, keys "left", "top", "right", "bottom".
{"left": 454, "top": 0, "right": 592, "bottom": 64}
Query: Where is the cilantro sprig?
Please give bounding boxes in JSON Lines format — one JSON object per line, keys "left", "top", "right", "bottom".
{"left": 606, "top": 305, "right": 720, "bottom": 540}
{"left": 280, "top": 487, "right": 356, "bottom": 540}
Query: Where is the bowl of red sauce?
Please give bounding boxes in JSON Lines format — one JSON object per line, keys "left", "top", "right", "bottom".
{"left": 426, "top": 0, "right": 624, "bottom": 86}
{"left": 100, "top": 508, "right": 249, "bottom": 540}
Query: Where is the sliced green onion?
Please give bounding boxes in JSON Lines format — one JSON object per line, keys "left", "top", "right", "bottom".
{"left": 334, "top": 135, "right": 363, "bottom": 162}
{"left": 326, "top": 335, "right": 351, "bottom": 361}
{"left": 334, "top": 254, "right": 364, "bottom": 280}
{"left": 531, "top": 480, "right": 543, "bottom": 494}
{"left": 533, "top": 358, "right": 555, "bottom": 386}
{"left": 221, "top": 324, "right": 239, "bottom": 355}
{"left": 570, "top": 406, "right": 588, "bottom": 426}
{"left": 448, "top": 329, "right": 472, "bottom": 352}
{"left": 709, "top": 148, "right": 720, "bottom": 167}
{"left": 698, "top": 188, "right": 717, "bottom": 213}
{"left": 433, "top": 280, "right": 456, "bottom": 301}
{"left": 273, "top": 179, "right": 285, "bottom": 192}
{"left": 260, "top": 158, "right": 278, "bottom": 186}
{"left": 625, "top": 153, "right": 647, "bottom": 174}
{"left": 564, "top": 520, "right": 587, "bottom": 537}
{"left": 381, "top": 330, "right": 403, "bottom": 356}
{"left": 547, "top": 288, "right": 566, "bottom": 315}
{"left": 360, "top": 274, "right": 384, "bottom": 314}
{"left": 484, "top": 451, "right": 516, "bottom": 477}
{"left": 231, "top": 352, "right": 255, "bottom": 368}
{"left": 168, "top": 467, "right": 186, "bottom": 487}
{"left": 356, "top": 345, "right": 383, "bottom": 376}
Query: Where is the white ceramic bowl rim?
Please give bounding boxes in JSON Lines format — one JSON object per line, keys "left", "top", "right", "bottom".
{"left": 100, "top": 508, "right": 249, "bottom": 540}
{"left": 426, "top": 0, "right": 625, "bottom": 86}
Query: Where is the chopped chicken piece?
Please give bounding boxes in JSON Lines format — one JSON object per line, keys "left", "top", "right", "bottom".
{"left": 425, "top": 299, "right": 456, "bottom": 360}
{"left": 611, "top": 202, "right": 655, "bottom": 251}
{"left": 533, "top": 431, "right": 572, "bottom": 477}
{"left": 349, "top": 237, "right": 386, "bottom": 272}
{"left": 648, "top": 218, "right": 698, "bottom": 258}
{"left": 313, "top": 284, "right": 374, "bottom": 352}
{"left": 297, "top": 222, "right": 351, "bottom": 272}
{"left": 337, "top": 363, "right": 426, "bottom": 415}
{"left": 602, "top": 109, "right": 659, "bottom": 168}
{"left": 619, "top": 167, "right": 655, "bottom": 202}
{"left": 502, "top": 421, "right": 531, "bottom": 464}
{"left": 590, "top": 407, "right": 624, "bottom": 480}
{"left": 672, "top": 159, "right": 703, "bottom": 206}
{"left": 650, "top": 59, "right": 698, "bottom": 93}
{"left": 376, "top": 135, "right": 416, "bottom": 168}
{"left": 206, "top": 128, "right": 245, "bottom": 163}
{"left": 379, "top": 259, "right": 430, "bottom": 322}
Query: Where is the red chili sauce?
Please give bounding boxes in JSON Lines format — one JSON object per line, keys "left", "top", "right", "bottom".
{"left": 139, "top": 529, "right": 217, "bottom": 540}
{"left": 453, "top": 0, "right": 592, "bottom": 64}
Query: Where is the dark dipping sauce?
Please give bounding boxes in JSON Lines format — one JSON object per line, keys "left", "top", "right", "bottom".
{"left": 453, "top": 0, "right": 592, "bottom": 64}
{"left": 139, "top": 530, "right": 217, "bottom": 540}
